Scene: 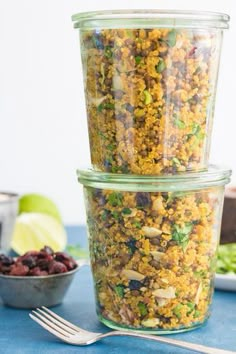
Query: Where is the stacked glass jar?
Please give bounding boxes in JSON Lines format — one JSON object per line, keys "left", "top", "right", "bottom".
{"left": 73, "top": 10, "right": 231, "bottom": 334}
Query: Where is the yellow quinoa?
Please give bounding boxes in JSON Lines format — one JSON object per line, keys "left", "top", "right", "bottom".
{"left": 81, "top": 28, "right": 220, "bottom": 174}
{"left": 85, "top": 187, "right": 223, "bottom": 331}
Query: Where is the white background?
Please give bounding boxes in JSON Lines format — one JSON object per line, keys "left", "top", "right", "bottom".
{"left": 0, "top": 0, "right": 235, "bottom": 225}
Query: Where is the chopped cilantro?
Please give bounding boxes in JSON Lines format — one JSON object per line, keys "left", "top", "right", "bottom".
{"left": 108, "top": 192, "right": 123, "bottom": 207}
{"left": 155, "top": 59, "right": 166, "bottom": 73}
{"left": 114, "top": 284, "right": 125, "bottom": 298}
{"left": 138, "top": 302, "right": 148, "bottom": 316}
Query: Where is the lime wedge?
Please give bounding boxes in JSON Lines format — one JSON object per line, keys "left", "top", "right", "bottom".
{"left": 11, "top": 212, "right": 67, "bottom": 255}
{"left": 19, "top": 194, "right": 62, "bottom": 223}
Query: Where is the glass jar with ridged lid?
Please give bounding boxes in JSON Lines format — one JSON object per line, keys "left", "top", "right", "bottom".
{"left": 73, "top": 10, "right": 230, "bottom": 175}
{"left": 77, "top": 165, "right": 231, "bottom": 333}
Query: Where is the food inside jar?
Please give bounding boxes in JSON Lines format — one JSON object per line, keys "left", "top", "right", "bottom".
{"left": 85, "top": 187, "right": 222, "bottom": 331}
{"left": 81, "top": 28, "right": 219, "bottom": 174}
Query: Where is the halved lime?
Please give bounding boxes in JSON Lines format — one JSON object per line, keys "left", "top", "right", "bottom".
{"left": 11, "top": 212, "right": 67, "bottom": 255}
{"left": 19, "top": 194, "right": 62, "bottom": 223}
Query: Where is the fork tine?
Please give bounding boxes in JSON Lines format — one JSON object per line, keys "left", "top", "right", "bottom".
{"left": 31, "top": 311, "right": 73, "bottom": 337}
{"left": 29, "top": 314, "right": 70, "bottom": 342}
{"left": 36, "top": 308, "right": 77, "bottom": 335}
{"left": 41, "top": 306, "right": 88, "bottom": 333}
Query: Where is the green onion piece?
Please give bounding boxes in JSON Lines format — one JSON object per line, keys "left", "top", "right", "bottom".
{"left": 173, "top": 304, "right": 183, "bottom": 319}
{"left": 143, "top": 90, "right": 152, "bottom": 105}
{"left": 97, "top": 103, "right": 115, "bottom": 112}
{"left": 155, "top": 59, "right": 166, "bottom": 73}
{"left": 166, "top": 30, "right": 177, "bottom": 47}
{"left": 174, "top": 118, "right": 186, "bottom": 129}
{"left": 122, "top": 208, "right": 132, "bottom": 215}
{"left": 108, "top": 192, "right": 123, "bottom": 207}
{"left": 104, "top": 46, "right": 112, "bottom": 58}
{"left": 172, "top": 222, "right": 193, "bottom": 249}
{"left": 114, "top": 284, "right": 125, "bottom": 298}
{"left": 111, "top": 210, "right": 120, "bottom": 220}
{"left": 133, "top": 221, "right": 142, "bottom": 229}
{"left": 172, "top": 157, "right": 181, "bottom": 166}
{"left": 138, "top": 302, "right": 148, "bottom": 316}
{"left": 135, "top": 56, "right": 142, "bottom": 65}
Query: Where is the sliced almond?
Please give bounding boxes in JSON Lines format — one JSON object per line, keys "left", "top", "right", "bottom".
{"left": 152, "top": 286, "right": 176, "bottom": 299}
{"left": 121, "top": 269, "right": 145, "bottom": 281}
{"left": 195, "top": 282, "right": 202, "bottom": 305}
{"left": 142, "top": 226, "right": 162, "bottom": 238}
{"left": 141, "top": 318, "right": 160, "bottom": 327}
{"left": 156, "top": 298, "right": 168, "bottom": 307}
{"left": 152, "top": 197, "right": 164, "bottom": 211}
{"left": 150, "top": 251, "right": 165, "bottom": 261}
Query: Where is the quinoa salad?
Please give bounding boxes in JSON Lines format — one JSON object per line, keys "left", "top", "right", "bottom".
{"left": 80, "top": 28, "right": 221, "bottom": 174}
{"left": 85, "top": 187, "right": 223, "bottom": 332}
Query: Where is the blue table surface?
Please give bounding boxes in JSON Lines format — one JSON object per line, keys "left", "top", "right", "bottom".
{"left": 0, "top": 226, "right": 235, "bottom": 354}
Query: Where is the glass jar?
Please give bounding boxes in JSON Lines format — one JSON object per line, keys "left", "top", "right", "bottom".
{"left": 73, "top": 10, "right": 229, "bottom": 174}
{"left": 78, "top": 166, "right": 231, "bottom": 333}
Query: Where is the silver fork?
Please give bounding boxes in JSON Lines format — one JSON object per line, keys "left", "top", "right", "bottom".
{"left": 29, "top": 307, "right": 235, "bottom": 354}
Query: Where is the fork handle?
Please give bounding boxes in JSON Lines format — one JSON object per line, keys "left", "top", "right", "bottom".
{"left": 101, "top": 331, "right": 235, "bottom": 354}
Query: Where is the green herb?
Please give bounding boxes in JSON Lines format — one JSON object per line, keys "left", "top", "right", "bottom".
{"left": 172, "top": 222, "right": 193, "bottom": 249}
{"left": 66, "top": 244, "right": 89, "bottom": 259}
{"left": 122, "top": 208, "right": 132, "bottom": 215}
{"left": 133, "top": 220, "right": 142, "bottom": 229}
{"left": 194, "top": 269, "right": 207, "bottom": 279}
{"left": 135, "top": 56, "right": 142, "bottom": 65}
{"left": 172, "top": 157, "right": 181, "bottom": 166}
{"left": 173, "top": 304, "right": 183, "bottom": 319}
{"left": 143, "top": 90, "right": 152, "bottom": 105}
{"left": 111, "top": 210, "right": 120, "bottom": 221}
{"left": 97, "top": 104, "right": 104, "bottom": 112}
{"left": 104, "top": 46, "right": 112, "bottom": 58}
{"left": 114, "top": 284, "right": 125, "bottom": 298}
{"left": 138, "top": 302, "right": 148, "bottom": 316}
{"left": 193, "top": 310, "right": 201, "bottom": 318}
{"left": 101, "top": 209, "right": 110, "bottom": 221}
{"left": 186, "top": 302, "right": 195, "bottom": 315}
{"left": 174, "top": 118, "right": 186, "bottom": 129}
{"left": 194, "top": 66, "right": 201, "bottom": 75}
{"left": 107, "top": 144, "right": 115, "bottom": 151}
{"left": 108, "top": 192, "right": 123, "bottom": 207}
{"left": 97, "top": 103, "right": 115, "bottom": 112}
{"left": 98, "top": 131, "right": 108, "bottom": 140}
{"left": 187, "top": 123, "right": 205, "bottom": 141}
{"left": 216, "top": 243, "right": 236, "bottom": 274}
{"left": 155, "top": 59, "right": 166, "bottom": 73}
{"left": 111, "top": 166, "right": 121, "bottom": 173}
{"left": 166, "top": 30, "right": 177, "bottom": 47}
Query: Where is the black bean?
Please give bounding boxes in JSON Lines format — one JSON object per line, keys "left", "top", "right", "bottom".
{"left": 125, "top": 103, "right": 134, "bottom": 113}
{"left": 136, "top": 192, "right": 151, "bottom": 207}
{"left": 129, "top": 280, "right": 142, "bottom": 290}
{"left": 126, "top": 239, "right": 137, "bottom": 254}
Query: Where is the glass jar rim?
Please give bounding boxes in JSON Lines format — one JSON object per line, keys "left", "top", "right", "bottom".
{"left": 77, "top": 165, "right": 231, "bottom": 192}
{"left": 72, "top": 9, "right": 230, "bottom": 30}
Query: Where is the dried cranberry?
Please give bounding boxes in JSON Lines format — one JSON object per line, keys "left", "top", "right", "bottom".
{"left": 10, "top": 263, "right": 29, "bottom": 276}
{"left": 0, "top": 255, "right": 14, "bottom": 266}
{"left": 48, "top": 261, "right": 67, "bottom": 274}
{"left": 54, "top": 252, "right": 77, "bottom": 271}
{"left": 21, "top": 256, "right": 37, "bottom": 269}
{"left": 29, "top": 267, "right": 48, "bottom": 276}
{"left": 40, "top": 246, "right": 53, "bottom": 255}
{"left": 37, "top": 259, "right": 50, "bottom": 271}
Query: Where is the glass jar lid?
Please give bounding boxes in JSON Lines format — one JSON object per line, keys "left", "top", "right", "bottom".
{"left": 72, "top": 10, "right": 230, "bottom": 30}
{"left": 77, "top": 165, "right": 231, "bottom": 192}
